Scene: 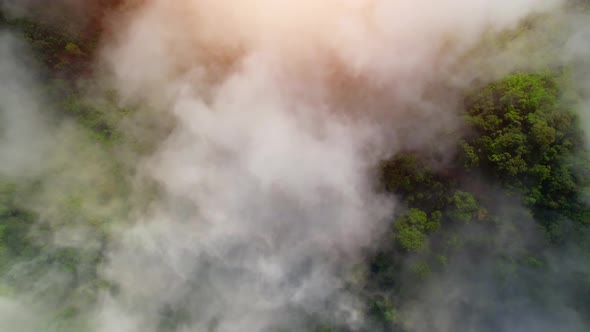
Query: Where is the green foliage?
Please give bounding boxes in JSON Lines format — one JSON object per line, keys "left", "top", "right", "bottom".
{"left": 463, "top": 71, "right": 590, "bottom": 228}
{"left": 3, "top": 7, "right": 590, "bottom": 331}
{"left": 380, "top": 154, "right": 453, "bottom": 211}
{"left": 2, "top": 17, "right": 93, "bottom": 77}
{"left": 409, "top": 261, "right": 432, "bottom": 281}
{"left": 369, "top": 69, "right": 590, "bottom": 329}
{"left": 59, "top": 90, "right": 130, "bottom": 144}
{"left": 369, "top": 296, "right": 398, "bottom": 323}
{"left": 448, "top": 191, "right": 480, "bottom": 223}
{"left": 463, "top": 72, "right": 558, "bottom": 178}
{"left": 393, "top": 209, "right": 440, "bottom": 252}
{"left": 0, "top": 181, "right": 37, "bottom": 265}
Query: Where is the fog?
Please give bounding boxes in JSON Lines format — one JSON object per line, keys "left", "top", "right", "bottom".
{"left": 0, "top": 0, "right": 589, "bottom": 331}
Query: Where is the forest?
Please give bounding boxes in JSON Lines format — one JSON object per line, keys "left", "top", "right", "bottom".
{"left": 0, "top": 1, "right": 590, "bottom": 332}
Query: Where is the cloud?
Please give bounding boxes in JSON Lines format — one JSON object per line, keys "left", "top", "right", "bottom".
{"left": 91, "top": 0, "right": 575, "bottom": 331}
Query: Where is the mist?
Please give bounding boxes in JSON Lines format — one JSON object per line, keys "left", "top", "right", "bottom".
{"left": 0, "top": 0, "right": 589, "bottom": 331}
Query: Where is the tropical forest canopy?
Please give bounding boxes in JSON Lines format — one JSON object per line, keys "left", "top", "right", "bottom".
{"left": 0, "top": 1, "right": 590, "bottom": 332}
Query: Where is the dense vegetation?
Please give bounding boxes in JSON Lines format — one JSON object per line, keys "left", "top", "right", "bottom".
{"left": 0, "top": 11, "right": 130, "bottom": 331}
{"left": 1, "top": 4, "right": 590, "bottom": 332}
{"left": 368, "top": 70, "right": 590, "bottom": 331}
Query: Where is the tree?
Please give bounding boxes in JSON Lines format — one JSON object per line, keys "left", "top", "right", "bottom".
{"left": 393, "top": 208, "right": 441, "bottom": 252}
{"left": 462, "top": 71, "right": 590, "bottom": 229}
